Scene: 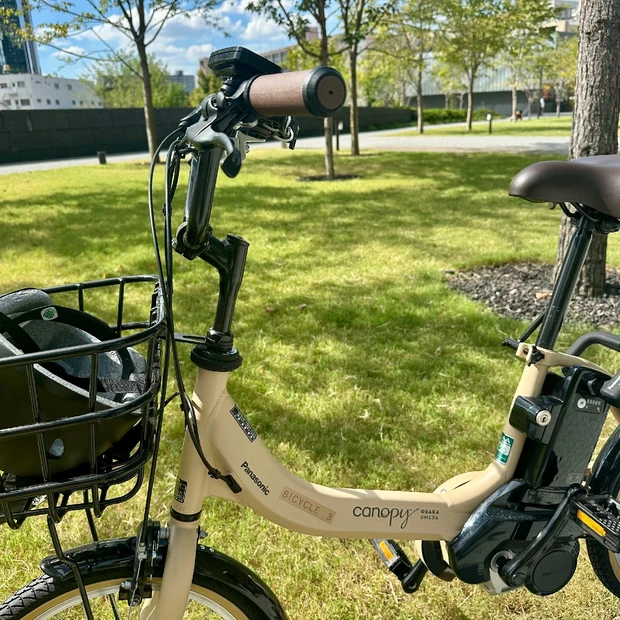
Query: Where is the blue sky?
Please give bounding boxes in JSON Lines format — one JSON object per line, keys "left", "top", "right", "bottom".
{"left": 33, "top": 0, "right": 295, "bottom": 79}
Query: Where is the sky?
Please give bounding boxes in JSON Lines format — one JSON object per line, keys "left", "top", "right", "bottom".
{"left": 32, "top": 0, "right": 296, "bottom": 79}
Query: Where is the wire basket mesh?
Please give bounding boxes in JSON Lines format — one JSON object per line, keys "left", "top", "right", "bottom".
{"left": 0, "top": 275, "right": 166, "bottom": 529}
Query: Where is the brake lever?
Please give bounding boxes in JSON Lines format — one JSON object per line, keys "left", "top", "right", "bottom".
{"left": 185, "top": 115, "right": 242, "bottom": 178}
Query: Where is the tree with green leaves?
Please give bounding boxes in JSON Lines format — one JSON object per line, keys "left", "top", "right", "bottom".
{"left": 188, "top": 69, "right": 222, "bottom": 106}
{"left": 548, "top": 35, "right": 578, "bottom": 118}
{"left": 359, "top": 49, "right": 407, "bottom": 106}
{"left": 247, "top": 0, "right": 339, "bottom": 178}
{"left": 520, "top": 45, "right": 549, "bottom": 119}
{"left": 337, "top": 0, "right": 389, "bottom": 153}
{"left": 4, "top": 0, "right": 217, "bottom": 157}
{"left": 431, "top": 60, "right": 467, "bottom": 109}
{"left": 83, "top": 54, "right": 188, "bottom": 108}
{"left": 372, "top": 0, "right": 436, "bottom": 133}
{"left": 499, "top": 0, "right": 556, "bottom": 121}
{"left": 437, "top": 0, "right": 516, "bottom": 131}
{"left": 285, "top": 41, "right": 347, "bottom": 74}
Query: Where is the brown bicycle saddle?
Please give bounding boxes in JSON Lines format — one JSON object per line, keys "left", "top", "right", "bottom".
{"left": 509, "top": 154, "right": 620, "bottom": 219}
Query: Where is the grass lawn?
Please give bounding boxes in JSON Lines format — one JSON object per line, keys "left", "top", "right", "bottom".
{"left": 2, "top": 150, "right": 620, "bottom": 619}
{"left": 392, "top": 116, "right": 575, "bottom": 137}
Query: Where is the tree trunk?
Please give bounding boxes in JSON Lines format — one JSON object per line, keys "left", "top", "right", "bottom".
{"left": 466, "top": 73, "right": 474, "bottom": 131}
{"left": 445, "top": 93, "right": 450, "bottom": 109}
{"left": 349, "top": 47, "right": 360, "bottom": 156}
{"left": 511, "top": 84, "right": 517, "bottom": 121}
{"left": 319, "top": 14, "right": 335, "bottom": 179}
{"left": 137, "top": 42, "right": 158, "bottom": 159}
{"left": 554, "top": 0, "right": 620, "bottom": 297}
{"left": 417, "top": 71, "right": 424, "bottom": 134}
{"left": 527, "top": 96, "right": 533, "bottom": 120}
{"left": 556, "top": 99, "right": 561, "bottom": 118}
{"left": 459, "top": 93, "right": 464, "bottom": 110}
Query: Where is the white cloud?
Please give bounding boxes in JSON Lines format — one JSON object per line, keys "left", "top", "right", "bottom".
{"left": 149, "top": 41, "right": 216, "bottom": 74}
{"left": 222, "top": 0, "right": 253, "bottom": 15}
{"left": 72, "top": 19, "right": 131, "bottom": 47}
{"left": 240, "top": 14, "right": 286, "bottom": 41}
{"left": 52, "top": 44, "right": 88, "bottom": 60}
{"left": 40, "top": 1, "right": 295, "bottom": 78}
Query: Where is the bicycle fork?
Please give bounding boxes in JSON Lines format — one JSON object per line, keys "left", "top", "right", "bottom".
{"left": 151, "top": 371, "right": 233, "bottom": 620}
{"left": 147, "top": 518, "right": 200, "bottom": 619}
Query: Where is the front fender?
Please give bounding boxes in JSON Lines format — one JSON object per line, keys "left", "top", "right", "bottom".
{"left": 588, "top": 425, "right": 620, "bottom": 495}
{"left": 40, "top": 536, "right": 288, "bottom": 620}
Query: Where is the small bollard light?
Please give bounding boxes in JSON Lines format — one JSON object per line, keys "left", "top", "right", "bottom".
{"left": 487, "top": 113, "right": 493, "bottom": 134}
{"left": 97, "top": 151, "right": 107, "bottom": 164}
{"left": 335, "top": 121, "right": 344, "bottom": 151}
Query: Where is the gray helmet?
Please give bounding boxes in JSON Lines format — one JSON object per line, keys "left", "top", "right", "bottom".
{"left": 0, "top": 288, "right": 146, "bottom": 478}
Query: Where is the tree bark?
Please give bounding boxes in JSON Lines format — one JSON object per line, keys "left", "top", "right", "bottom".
{"left": 319, "top": 15, "right": 335, "bottom": 179}
{"left": 349, "top": 46, "right": 360, "bottom": 156}
{"left": 556, "top": 99, "right": 561, "bottom": 118}
{"left": 417, "top": 70, "right": 424, "bottom": 134}
{"left": 136, "top": 41, "right": 158, "bottom": 159}
{"left": 527, "top": 96, "right": 533, "bottom": 120}
{"left": 466, "top": 73, "right": 474, "bottom": 131}
{"left": 554, "top": 0, "right": 620, "bottom": 297}
{"left": 511, "top": 85, "right": 517, "bottom": 121}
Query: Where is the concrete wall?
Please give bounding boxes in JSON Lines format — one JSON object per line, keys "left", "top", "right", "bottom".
{"left": 0, "top": 106, "right": 414, "bottom": 164}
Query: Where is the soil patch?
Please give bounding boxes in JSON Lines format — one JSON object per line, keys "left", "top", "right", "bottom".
{"left": 297, "top": 175, "right": 360, "bottom": 182}
{"left": 447, "top": 263, "right": 620, "bottom": 328}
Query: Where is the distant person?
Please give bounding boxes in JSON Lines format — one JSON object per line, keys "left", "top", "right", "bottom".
{"left": 538, "top": 97, "right": 545, "bottom": 118}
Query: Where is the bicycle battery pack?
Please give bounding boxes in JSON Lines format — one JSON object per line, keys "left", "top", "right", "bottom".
{"left": 510, "top": 366, "right": 610, "bottom": 489}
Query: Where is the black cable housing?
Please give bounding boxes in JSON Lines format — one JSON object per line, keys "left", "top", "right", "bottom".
{"left": 147, "top": 128, "right": 238, "bottom": 491}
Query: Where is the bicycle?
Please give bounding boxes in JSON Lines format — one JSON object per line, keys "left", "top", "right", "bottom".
{"left": 3, "top": 45, "right": 620, "bottom": 618}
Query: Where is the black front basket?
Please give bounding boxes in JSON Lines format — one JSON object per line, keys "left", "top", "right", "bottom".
{"left": 0, "top": 276, "right": 166, "bottom": 529}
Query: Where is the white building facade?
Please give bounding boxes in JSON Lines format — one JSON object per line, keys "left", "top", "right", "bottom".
{"left": 0, "top": 74, "right": 101, "bottom": 111}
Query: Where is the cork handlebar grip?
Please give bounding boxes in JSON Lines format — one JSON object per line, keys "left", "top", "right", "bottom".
{"left": 247, "top": 67, "right": 346, "bottom": 118}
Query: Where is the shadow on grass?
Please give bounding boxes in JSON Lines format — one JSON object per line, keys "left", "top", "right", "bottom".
{"left": 0, "top": 152, "right": 552, "bottom": 261}
{"left": 0, "top": 151, "right": 549, "bottom": 489}
{"left": 229, "top": 272, "right": 521, "bottom": 487}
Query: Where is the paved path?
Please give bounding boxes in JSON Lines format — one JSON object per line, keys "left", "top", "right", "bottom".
{"left": 0, "top": 151, "right": 154, "bottom": 175}
{"left": 275, "top": 130, "right": 571, "bottom": 155}
{"left": 0, "top": 124, "right": 570, "bottom": 175}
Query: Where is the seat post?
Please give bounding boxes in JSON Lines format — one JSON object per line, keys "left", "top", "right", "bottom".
{"left": 536, "top": 217, "right": 595, "bottom": 350}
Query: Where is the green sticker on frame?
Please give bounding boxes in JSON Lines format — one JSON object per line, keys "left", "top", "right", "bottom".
{"left": 494, "top": 433, "right": 514, "bottom": 465}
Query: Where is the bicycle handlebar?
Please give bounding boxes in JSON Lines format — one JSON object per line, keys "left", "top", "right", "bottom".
{"left": 178, "top": 65, "right": 346, "bottom": 262}
{"left": 247, "top": 67, "right": 346, "bottom": 118}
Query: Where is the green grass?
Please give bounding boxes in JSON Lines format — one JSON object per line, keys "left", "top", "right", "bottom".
{"left": 392, "top": 116, "right": 575, "bottom": 137}
{"left": 1, "top": 150, "right": 620, "bottom": 619}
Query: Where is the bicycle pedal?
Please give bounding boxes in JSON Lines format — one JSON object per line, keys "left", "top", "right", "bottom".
{"left": 571, "top": 495, "right": 620, "bottom": 552}
{"left": 371, "top": 539, "right": 428, "bottom": 594}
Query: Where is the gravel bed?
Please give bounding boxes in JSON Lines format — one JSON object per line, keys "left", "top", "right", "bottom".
{"left": 446, "top": 263, "right": 620, "bottom": 328}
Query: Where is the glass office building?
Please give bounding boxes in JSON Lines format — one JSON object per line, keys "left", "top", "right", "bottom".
{"left": 0, "top": 0, "right": 41, "bottom": 74}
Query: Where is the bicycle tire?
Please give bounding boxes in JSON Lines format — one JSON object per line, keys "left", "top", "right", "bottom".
{"left": 586, "top": 461, "right": 620, "bottom": 599}
{"left": 0, "top": 560, "right": 271, "bottom": 620}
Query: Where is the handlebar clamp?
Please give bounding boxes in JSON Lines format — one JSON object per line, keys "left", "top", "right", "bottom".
{"left": 173, "top": 221, "right": 209, "bottom": 261}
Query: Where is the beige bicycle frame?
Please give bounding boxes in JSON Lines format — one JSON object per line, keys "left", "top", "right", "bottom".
{"left": 152, "top": 343, "right": 612, "bottom": 619}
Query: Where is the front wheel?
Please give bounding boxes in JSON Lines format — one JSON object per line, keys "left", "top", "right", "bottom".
{"left": 0, "top": 555, "right": 280, "bottom": 620}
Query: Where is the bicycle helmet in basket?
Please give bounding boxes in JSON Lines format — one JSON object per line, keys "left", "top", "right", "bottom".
{"left": 0, "top": 288, "right": 147, "bottom": 477}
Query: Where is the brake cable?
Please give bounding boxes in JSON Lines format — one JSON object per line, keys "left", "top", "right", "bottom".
{"left": 147, "top": 126, "right": 242, "bottom": 494}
